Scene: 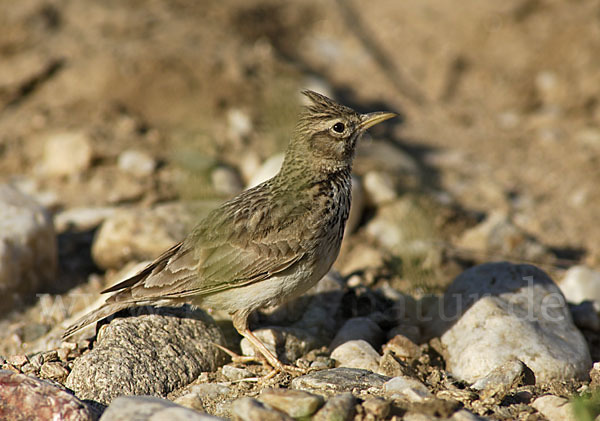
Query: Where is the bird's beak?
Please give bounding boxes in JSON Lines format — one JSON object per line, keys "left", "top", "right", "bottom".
{"left": 359, "top": 111, "right": 397, "bottom": 131}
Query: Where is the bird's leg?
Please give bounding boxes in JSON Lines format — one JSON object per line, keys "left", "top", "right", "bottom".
{"left": 232, "top": 311, "right": 305, "bottom": 374}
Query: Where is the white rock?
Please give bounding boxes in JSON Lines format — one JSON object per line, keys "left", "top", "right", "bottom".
{"left": 0, "top": 184, "right": 57, "bottom": 312}
{"left": 560, "top": 266, "right": 600, "bottom": 304}
{"left": 331, "top": 340, "right": 381, "bottom": 372}
{"left": 247, "top": 153, "right": 284, "bottom": 188}
{"left": 532, "top": 395, "right": 576, "bottom": 421}
{"left": 221, "top": 365, "right": 254, "bottom": 381}
{"left": 227, "top": 108, "right": 253, "bottom": 139}
{"left": 117, "top": 149, "right": 156, "bottom": 177}
{"left": 383, "top": 376, "right": 431, "bottom": 402}
{"left": 54, "top": 206, "right": 117, "bottom": 232}
{"left": 438, "top": 262, "right": 591, "bottom": 384}
{"left": 41, "top": 131, "right": 93, "bottom": 176}
{"left": 211, "top": 166, "right": 243, "bottom": 196}
{"left": 240, "top": 327, "right": 317, "bottom": 364}
{"left": 329, "top": 317, "right": 385, "bottom": 350}
{"left": 470, "top": 359, "right": 532, "bottom": 391}
{"left": 363, "top": 171, "right": 397, "bottom": 205}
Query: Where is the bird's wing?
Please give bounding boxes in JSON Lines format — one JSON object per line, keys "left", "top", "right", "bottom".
{"left": 104, "top": 189, "right": 309, "bottom": 303}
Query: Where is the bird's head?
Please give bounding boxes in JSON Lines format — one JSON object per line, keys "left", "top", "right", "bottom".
{"left": 283, "top": 90, "right": 396, "bottom": 176}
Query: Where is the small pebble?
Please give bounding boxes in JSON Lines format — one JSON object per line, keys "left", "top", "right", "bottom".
{"left": 173, "top": 392, "right": 206, "bottom": 412}
{"left": 258, "top": 388, "right": 324, "bottom": 418}
{"left": 221, "top": 365, "right": 254, "bottom": 381}
{"left": 382, "top": 334, "right": 420, "bottom": 360}
{"left": 532, "top": 395, "right": 576, "bottom": 421}
{"left": 231, "top": 397, "right": 292, "bottom": 421}
{"left": 117, "top": 149, "right": 156, "bottom": 177}
{"left": 331, "top": 339, "right": 381, "bottom": 372}
{"left": 41, "top": 131, "right": 93, "bottom": 176}
{"left": 363, "top": 171, "right": 397, "bottom": 205}
{"left": 211, "top": 166, "right": 243, "bottom": 196}
{"left": 312, "top": 392, "right": 356, "bottom": 421}
{"left": 329, "top": 317, "right": 385, "bottom": 350}
{"left": 362, "top": 397, "right": 390, "bottom": 419}
{"left": 383, "top": 376, "right": 432, "bottom": 402}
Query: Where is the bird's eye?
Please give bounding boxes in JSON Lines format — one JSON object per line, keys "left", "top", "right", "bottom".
{"left": 332, "top": 122, "right": 345, "bottom": 133}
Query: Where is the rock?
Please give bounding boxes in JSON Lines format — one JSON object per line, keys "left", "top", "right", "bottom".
{"left": 291, "top": 367, "right": 389, "bottom": 396}
{"left": 331, "top": 340, "right": 381, "bottom": 372}
{"left": 258, "top": 388, "right": 324, "bottom": 418}
{"left": 0, "top": 370, "right": 93, "bottom": 421}
{"left": 532, "top": 395, "right": 576, "bottom": 421}
{"left": 65, "top": 307, "right": 226, "bottom": 405}
{"left": 365, "top": 197, "right": 438, "bottom": 260}
{"left": 437, "top": 262, "right": 592, "bottom": 383}
{"left": 54, "top": 206, "right": 117, "bottom": 232}
{"left": 363, "top": 171, "right": 397, "bottom": 206}
{"left": 117, "top": 149, "right": 157, "bottom": 177}
{"left": 0, "top": 184, "right": 57, "bottom": 313}
{"left": 449, "top": 410, "right": 488, "bottom": 421}
{"left": 92, "top": 201, "right": 217, "bottom": 269}
{"left": 99, "top": 396, "right": 223, "bottom": 421}
{"left": 227, "top": 108, "right": 253, "bottom": 140}
{"left": 41, "top": 131, "right": 93, "bottom": 176}
{"left": 569, "top": 301, "right": 600, "bottom": 331}
{"left": 39, "top": 361, "right": 70, "bottom": 383}
{"left": 456, "top": 211, "right": 550, "bottom": 261}
{"left": 470, "top": 359, "right": 535, "bottom": 392}
{"left": 329, "top": 317, "right": 385, "bottom": 350}
{"left": 383, "top": 376, "right": 432, "bottom": 402}
{"left": 173, "top": 393, "right": 206, "bottom": 412}
{"left": 240, "top": 326, "right": 318, "bottom": 364}
{"left": 339, "top": 242, "right": 385, "bottom": 277}
{"left": 382, "top": 334, "right": 420, "bottom": 361}
{"left": 221, "top": 364, "right": 254, "bottom": 381}
{"left": 590, "top": 362, "right": 600, "bottom": 389}
{"left": 560, "top": 266, "right": 600, "bottom": 304}
{"left": 345, "top": 174, "right": 365, "bottom": 234}
{"left": 247, "top": 153, "right": 284, "bottom": 188}
{"left": 230, "top": 397, "right": 293, "bottom": 421}
{"left": 362, "top": 397, "right": 390, "bottom": 419}
{"left": 312, "top": 392, "right": 356, "bottom": 421}
{"left": 211, "top": 166, "right": 243, "bottom": 196}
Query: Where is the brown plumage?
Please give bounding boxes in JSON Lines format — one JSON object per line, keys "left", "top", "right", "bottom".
{"left": 63, "top": 90, "right": 395, "bottom": 371}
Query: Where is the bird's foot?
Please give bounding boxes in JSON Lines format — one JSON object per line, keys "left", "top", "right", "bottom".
{"left": 211, "top": 342, "right": 306, "bottom": 375}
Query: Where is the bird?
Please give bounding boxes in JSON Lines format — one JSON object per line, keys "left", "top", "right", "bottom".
{"left": 63, "top": 90, "right": 396, "bottom": 372}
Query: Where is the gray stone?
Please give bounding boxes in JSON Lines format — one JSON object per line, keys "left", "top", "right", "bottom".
{"left": 383, "top": 376, "right": 432, "bottom": 402}
{"left": 99, "top": 396, "right": 223, "bottom": 421}
{"left": 0, "top": 370, "right": 92, "bottom": 421}
{"left": 329, "top": 317, "right": 385, "bottom": 350}
{"left": 0, "top": 184, "right": 57, "bottom": 313}
{"left": 258, "top": 388, "right": 324, "bottom": 418}
{"left": 312, "top": 392, "right": 356, "bottom": 421}
{"left": 92, "top": 201, "right": 217, "bottom": 269}
{"left": 382, "top": 334, "right": 420, "bottom": 361}
{"left": 532, "top": 395, "right": 576, "bottom": 421}
{"left": 437, "top": 262, "right": 592, "bottom": 383}
{"left": 221, "top": 364, "right": 254, "bottom": 381}
{"left": 240, "top": 326, "right": 318, "bottom": 364}
{"left": 65, "top": 307, "right": 226, "bottom": 405}
{"left": 569, "top": 301, "right": 600, "bottom": 331}
{"left": 40, "top": 131, "right": 93, "bottom": 176}
{"left": 230, "top": 397, "right": 293, "bottom": 421}
{"left": 331, "top": 339, "right": 381, "bottom": 372}
{"left": 118, "top": 149, "right": 157, "bottom": 177}
{"left": 470, "top": 359, "right": 535, "bottom": 392}
{"left": 291, "top": 368, "right": 389, "bottom": 396}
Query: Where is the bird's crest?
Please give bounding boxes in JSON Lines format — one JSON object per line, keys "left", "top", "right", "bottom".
{"left": 301, "top": 90, "right": 356, "bottom": 120}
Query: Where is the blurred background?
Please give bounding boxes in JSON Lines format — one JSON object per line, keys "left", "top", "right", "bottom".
{"left": 1, "top": 0, "right": 599, "bottom": 353}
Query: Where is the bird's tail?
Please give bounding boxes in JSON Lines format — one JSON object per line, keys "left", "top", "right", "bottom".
{"left": 62, "top": 301, "right": 136, "bottom": 340}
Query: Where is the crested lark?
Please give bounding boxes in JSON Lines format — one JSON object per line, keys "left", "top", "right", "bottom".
{"left": 63, "top": 90, "right": 395, "bottom": 371}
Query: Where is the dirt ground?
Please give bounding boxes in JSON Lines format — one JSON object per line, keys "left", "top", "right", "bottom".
{"left": 1, "top": 0, "right": 599, "bottom": 418}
